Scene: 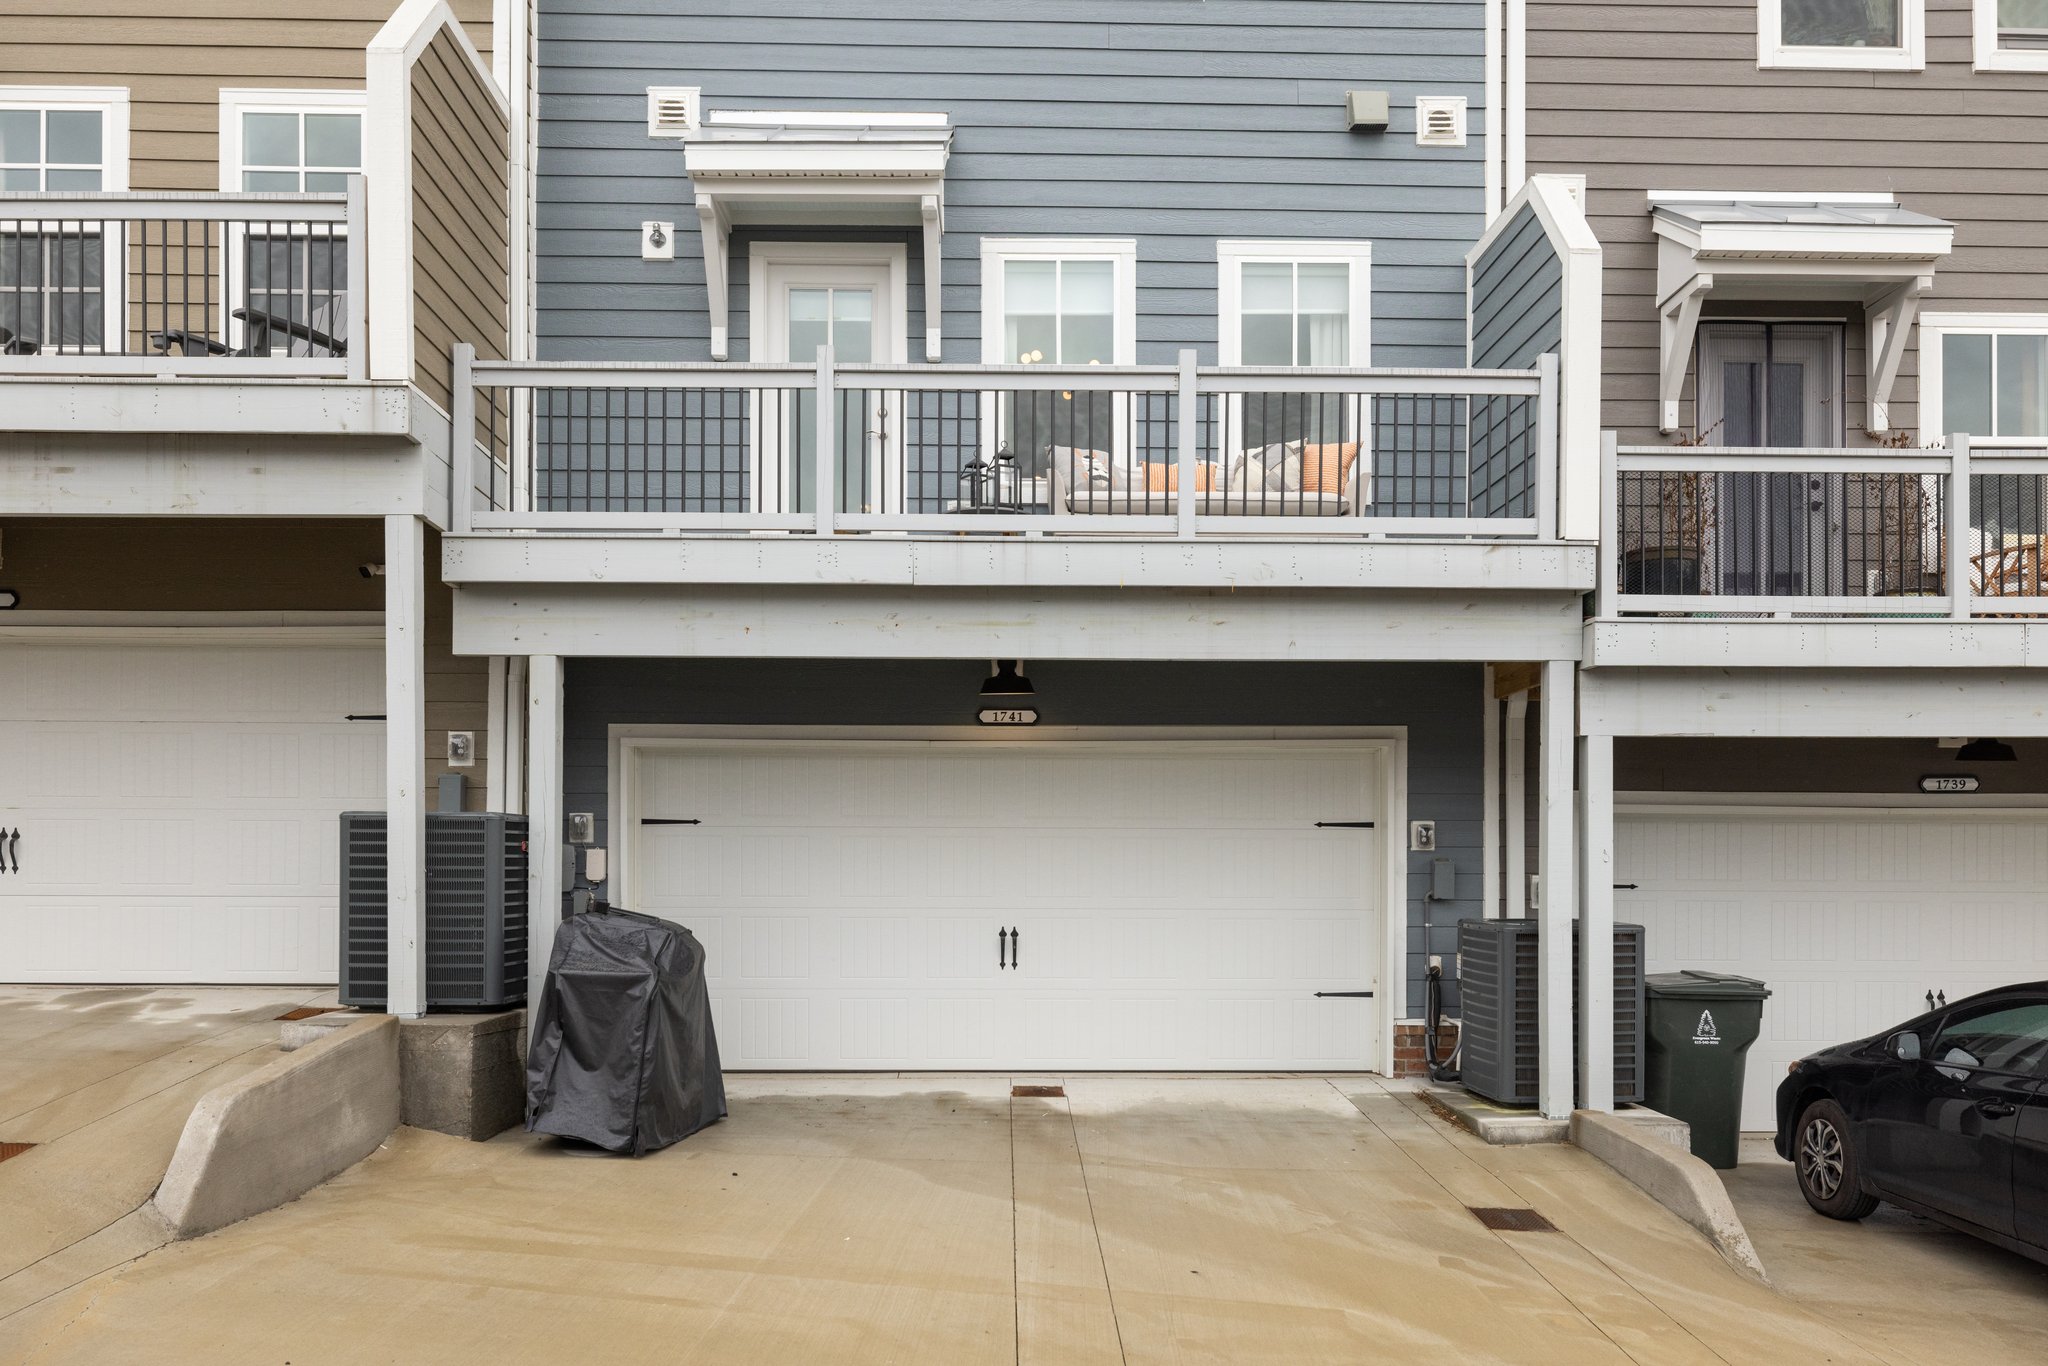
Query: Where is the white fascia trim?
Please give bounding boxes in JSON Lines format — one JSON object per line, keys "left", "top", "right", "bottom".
{"left": 1919, "top": 310, "right": 2048, "bottom": 447}
{"left": 979, "top": 237, "right": 1139, "bottom": 366}
{"left": 1484, "top": 0, "right": 1504, "bottom": 221}
{"left": 1504, "top": 0, "right": 1526, "bottom": 194}
{"left": 0, "top": 86, "right": 131, "bottom": 192}
{"left": 1645, "top": 189, "right": 1900, "bottom": 208}
{"left": 1215, "top": 240, "right": 1372, "bottom": 368}
{"left": 1757, "top": 0, "right": 1926, "bottom": 71}
{"left": 1975, "top": 1, "right": 2048, "bottom": 70}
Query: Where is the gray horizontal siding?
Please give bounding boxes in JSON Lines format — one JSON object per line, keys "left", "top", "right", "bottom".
{"left": 1469, "top": 203, "right": 1562, "bottom": 371}
{"left": 561, "top": 658, "right": 1485, "bottom": 1021}
{"left": 1528, "top": 0, "right": 2048, "bottom": 444}
{"left": 537, "top": 0, "right": 1486, "bottom": 366}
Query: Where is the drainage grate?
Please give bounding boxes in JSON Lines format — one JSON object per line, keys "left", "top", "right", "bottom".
{"left": 0, "top": 1142, "right": 36, "bottom": 1163}
{"left": 1470, "top": 1206, "right": 1558, "bottom": 1233}
{"left": 1012, "top": 1084, "right": 1065, "bottom": 1098}
{"left": 276, "top": 1006, "right": 345, "bottom": 1022}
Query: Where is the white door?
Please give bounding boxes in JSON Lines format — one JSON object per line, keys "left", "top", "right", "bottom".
{"left": 628, "top": 740, "right": 1384, "bottom": 1070}
{"left": 753, "top": 245, "right": 907, "bottom": 516}
{"left": 1619, "top": 808, "right": 2048, "bottom": 1130}
{"left": 0, "top": 640, "right": 386, "bottom": 983}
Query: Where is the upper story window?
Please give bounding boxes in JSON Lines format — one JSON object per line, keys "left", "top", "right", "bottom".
{"left": 980, "top": 239, "right": 1136, "bottom": 464}
{"left": 1759, "top": 0, "right": 1925, "bottom": 70}
{"left": 219, "top": 91, "right": 365, "bottom": 353}
{"left": 0, "top": 88, "right": 128, "bottom": 354}
{"left": 1923, "top": 314, "right": 2048, "bottom": 445}
{"left": 1216, "top": 243, "right": 1371, "bottom": 368}
{"left": 1976, "top": 0, "right": 2048, "bottom": 71}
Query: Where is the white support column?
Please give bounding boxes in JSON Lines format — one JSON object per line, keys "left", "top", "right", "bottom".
{"left": 1482, "top": 669, "right": 1501, "bottom": 920}
{"left": 1578, "top": 731, "right": 1615, "bottom": 1113}
{"left": 504, "top": 655, "right": 527, "bottom": 815}
{"left": 1948, "top": 433, "right": 1972, "bottom": 621}
{"left": 484, "top": 655, "right": 507, "bottom": 811}
{"left": 526, "top": 654, "right": 564, "bottom": 1011}
{"left": 1504, "top": 691, "right": 1529, "bottom": 918}
{"left": 1537, "top": 659, "right": 1577, "bottom": 1120}
{"left": 384, "top": 513, "right": 427, "bottom": 1019}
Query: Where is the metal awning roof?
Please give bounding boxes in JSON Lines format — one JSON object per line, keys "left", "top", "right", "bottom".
{"left": 679, "top": 111, "right": 953, "bottom": 361}
{"left": 1648, "top": 193, "right": 1955, "bottom": 433}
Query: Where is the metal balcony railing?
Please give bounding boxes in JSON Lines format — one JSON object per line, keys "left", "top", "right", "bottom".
{"left": 1600, "top": 435, "right": 2048, "bottom": 619}
{"left": 0, "top": 185, "right": 365, "bottom": 379}
{"left": 451, "top": 348, "right": 1558, "bottom": 541}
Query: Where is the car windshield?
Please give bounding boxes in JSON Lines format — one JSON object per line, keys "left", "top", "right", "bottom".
{"left": 1931, "top": 1002, "right": 2048, "bottom": 1074}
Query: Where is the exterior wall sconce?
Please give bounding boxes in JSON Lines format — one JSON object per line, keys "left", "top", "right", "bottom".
{"left": 980, "top": 660, "right": 1034, "bottom": 697}
{"left": 1956, "top": 738, "right": 2018, "bottom": 762}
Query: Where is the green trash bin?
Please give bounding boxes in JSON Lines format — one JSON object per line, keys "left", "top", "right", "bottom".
{"left": 1644, "top": 971, "right": 1771, "bottom": 1170}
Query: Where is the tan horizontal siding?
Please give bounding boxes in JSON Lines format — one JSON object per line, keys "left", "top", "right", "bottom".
{"left": 1527, "top": 0, "right": 2048, "bottom": 445}
{"left": 409, "top": 27, "right": 509, "bottom": 413}
{"left": 2, "top": 1, "right": 494, "bottom": 192}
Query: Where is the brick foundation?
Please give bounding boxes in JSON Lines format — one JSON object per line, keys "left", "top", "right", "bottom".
{"left": 1392, "top": 1021, "right": 1459, "bottom": 1078}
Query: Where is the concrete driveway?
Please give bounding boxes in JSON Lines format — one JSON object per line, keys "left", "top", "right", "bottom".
{"left": 6, "top": 1071, "right": 1917, "bottom": 1366}
{"left": 0, "top": 985, "right": 332, "bottom": 1319}
{"left": 1726, "top": 1134, "right": 2048, "bottom": 1364}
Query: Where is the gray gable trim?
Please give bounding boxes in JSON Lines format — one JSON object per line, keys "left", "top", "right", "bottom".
{"left": 537, "top": 0, "right": 1487, "bottom": 367}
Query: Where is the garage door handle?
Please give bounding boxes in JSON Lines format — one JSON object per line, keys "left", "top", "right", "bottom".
{"left": 1977, "top": 1101, "right": 2018, "bottom": 1119}
{"left": 2, "top": 828, "right": 14, "bottom": 874}
{"left": 1009, "top": 927, "right": 1019, "bottom": 970}
{"left": 998, "top": 926, "right": 1008, "bottom": 970}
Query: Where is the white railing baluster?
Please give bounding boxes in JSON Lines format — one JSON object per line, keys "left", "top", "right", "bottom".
{"left": 814, "top": 343, "right": 835, "bottom": 537}
{"left": 1176, "top": 348, "right": 1198, "bottom": 540}
{"left": 1948, "top": 432, "right": 1971, "bottom": 621}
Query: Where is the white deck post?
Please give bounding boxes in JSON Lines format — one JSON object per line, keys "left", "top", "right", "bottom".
{"left": 383, "top": 513, "right": 427, "bottom": 1019}
{"left": 1948, "top": 432, "right": 1972, "bottom": 621}
{"left": 1504, "top": 691, "right": 1529, "bottom": 918}
{"left": 484, "top": 656, "right": 507, "bottom": 811}
{"left": 1578, "top": 731, "right": 1615, "bottom": 1113}
{"left": 503, "top": 656, "right": 527, "bottom": 815}
{"left": 526, "top": 654, "right": 565, "bottom": 1011}
{"left": 1482, "top": 669, "right": 1501, "bottom": 920}
{"left": 1537, "top": 659, "right": 1577, "bottom": 1120}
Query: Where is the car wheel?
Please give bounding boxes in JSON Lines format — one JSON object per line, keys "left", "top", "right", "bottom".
{"left": 1794, "top": 1099, "right": 1879, "bottom": 1221}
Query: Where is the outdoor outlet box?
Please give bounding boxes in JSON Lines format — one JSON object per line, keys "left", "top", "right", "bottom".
{"left": 642, "top": 220, "right": 675, "bottom": 261}
{"left": 446, "top": 731, "right": 474, "bottom": 767}
{"left": 1345, "top": 89, "right": 1389, "bottom": 131}
{"left": 1409, "top": 820, "right": 1436, "bottom": 852}
{"left": 1430, "top": 857, "right": 1456, "bottom": 901}
{"left": 567, "top": 812, "right": 595, "bottom": 844}
{"left": 583, "top": 847, "right": 608, "bottom": 884}
{"left": 1527, "top": 873, "right": 1542, "bottom": 912}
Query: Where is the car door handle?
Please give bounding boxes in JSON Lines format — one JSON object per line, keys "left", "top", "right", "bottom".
{"left": 1977, "top": 1101, "right": 2018, "bottom": 1119}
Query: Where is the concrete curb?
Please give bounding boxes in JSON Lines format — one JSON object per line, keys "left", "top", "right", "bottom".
{"left": 1571, "top": 1110, "right": 1768, "bottom": 1283}
{"left": 152, "top": 1014, "right": 400, "bottom": 1239}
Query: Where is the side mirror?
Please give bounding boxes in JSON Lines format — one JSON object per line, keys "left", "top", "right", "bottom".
{"left": 1888, "top": 1031, "right": 1922, "bottom": 1062}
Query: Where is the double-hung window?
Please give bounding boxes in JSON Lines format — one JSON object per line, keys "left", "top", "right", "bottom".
{"left": 0, "top": 87, "right": 127, "bottom": 354}
{"left": 1923, "top": 313, "right": 2048, "bottom": 544}
{"left": 980, "top": 238, "right": 1136, "bottom": 477}
{"left": 1758, "top": 0, "right": 1926, "bottom": 70}
{"left": 1976, "top": 0, "right": 2048, "bottom": 70}
{"left": 220, "top": 91, "right": 363, "bottom": 355}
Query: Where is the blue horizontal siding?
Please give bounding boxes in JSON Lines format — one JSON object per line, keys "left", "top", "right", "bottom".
{"left": 538, "top": 0, "right": 1486, "bottom": 368}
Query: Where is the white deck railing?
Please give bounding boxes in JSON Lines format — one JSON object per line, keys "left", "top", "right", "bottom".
{"left": 451, "top": 348, "right": 1558, "bottom": 542}
{"left": 1600, "top": 434, "right": 2048, "bottom": 619}
{"left": 0, "top": 187, "right": 366, "bottom": 381}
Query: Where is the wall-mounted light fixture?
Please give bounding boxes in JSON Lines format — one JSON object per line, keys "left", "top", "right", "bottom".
{"left": 979, "top": 660, "right": 1034, "bottom": 697}
{"left": 1956, "top": 738, "right": 2018, "bottom": 763}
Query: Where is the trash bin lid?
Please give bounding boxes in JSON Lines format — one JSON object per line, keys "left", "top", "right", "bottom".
{"left": 1645, "top": 969, "right": 1772, "bottom": 1000}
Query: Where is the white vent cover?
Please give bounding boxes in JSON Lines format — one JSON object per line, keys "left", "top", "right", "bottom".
{"left": 1415, "top": 96, "right": 1467, "bottom": 147}
{"left": 646, "top": 86, "right": 701, "bottom": 139}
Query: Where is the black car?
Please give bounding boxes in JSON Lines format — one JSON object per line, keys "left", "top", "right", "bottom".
{"left": 1775, "top": 983, "right": 2048, "bottom": 1265}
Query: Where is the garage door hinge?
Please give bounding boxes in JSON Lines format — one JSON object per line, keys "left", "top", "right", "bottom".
{"left": 344, "top": 714, "right": 386, "bottom": 721}
{"left": 1313, "top": 821, "right": 1375, "bottom": 828}
{"left": 640, "top": 818, "right": 702, "bottom": 826}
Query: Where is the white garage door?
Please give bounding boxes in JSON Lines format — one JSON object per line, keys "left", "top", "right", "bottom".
{"left": 629, "top": 740, "right": 1385, "bottom": 1070}
{"left": 1619, "top": 808, "right": 2048, "bottom": 1130}
{"left": 0, "top": 640, "right": 386, "bottom": 983}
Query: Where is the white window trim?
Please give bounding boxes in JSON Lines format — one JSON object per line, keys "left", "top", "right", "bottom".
{"left": 1757, "top": 0, "right": 1925, "bottom": 71}
{"left": 216, "top": 89, "right": 366, "bottom": 354}
{"left": 1974, "top": 0, "right": 2048, "bottom": 71}
{"left": 1920, "top": 311, "right": 2048, "bottom": 448}
{"left": 0, "top": 85, "right": 130, "bottom": 191}
{"left": 217, "top": 88, "right": 368, "bottom": 193}
{"left": 977, "top": 237, "right": 1138, "bottom": 366}
{"left": 1215, "top": 240, "right": 1372, "bottom": 368}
